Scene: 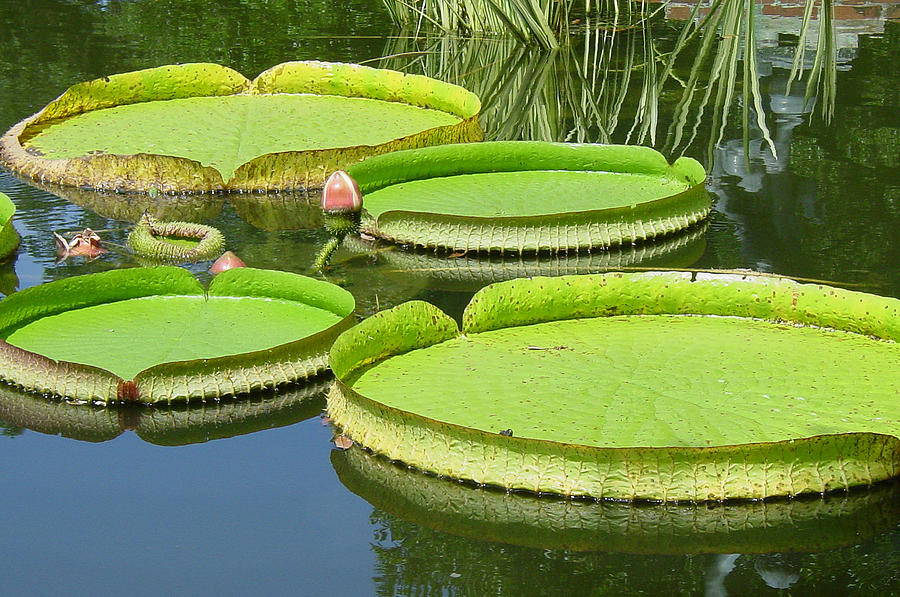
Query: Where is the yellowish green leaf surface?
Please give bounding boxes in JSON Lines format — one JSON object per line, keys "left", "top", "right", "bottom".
{"left": 327, "top": 272, "right": 900, "bottom": 501}
{"left": 0, "top": 61, "right": 482, "bottom": 192}
{"left": 5, "top": 295, "right": 342, "bottom": 381}
{"left": 351, "top": 315, "right": 899, "bottom": 446}
{"left": 0, "top": 266, "right": 354, "bottom": 403}
{"left": 24, "top": 95, "right": 461, "bottom": 183}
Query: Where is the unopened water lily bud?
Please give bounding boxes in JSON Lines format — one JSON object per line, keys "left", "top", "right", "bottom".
{"left": 209, "top": 250, "right": 246, "bottom": 274}
{"left": 321, "top": 170, "right": 363, "bottom": 213}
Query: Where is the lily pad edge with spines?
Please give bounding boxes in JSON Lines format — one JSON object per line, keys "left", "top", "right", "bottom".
{"left": 127, "top": 214, "right": 225, "bottom": 261}
{"left": 0, "top": 266, "right": 355, "bottom": 404}
{"left": 327, "top": 271, "right": 900, "bottom": 502}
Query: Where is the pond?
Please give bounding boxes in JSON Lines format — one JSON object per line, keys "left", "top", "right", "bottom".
{"left": 0, "top": 0, "right": 897, "bottom": 595}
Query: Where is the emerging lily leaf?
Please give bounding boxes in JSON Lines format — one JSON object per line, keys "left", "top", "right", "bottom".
{"left": 0, "top": 62, "right": 482, "bottom": 193}
{"left": 327, "top": 272, "right": 900, "bottom": 501}
{"left": 0, "top": 266, "right": 355, "bottom": 404}
{"left": 346, "top": 142, "right": 711, "bottom": 253}
{"left": 127, "top": 213, "right": 225, "bottom": 262}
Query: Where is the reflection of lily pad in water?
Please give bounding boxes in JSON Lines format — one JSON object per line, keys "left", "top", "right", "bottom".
{"left": 0, "top": 379, "right": 328, "bottom": 445}
{"left": 333, "top": 447, "right": 900, "bottom": 554}
{"left": 348, "top": 142, "right": 710, "bottom": 252}
{"left": 0, "top": 266, "right": 354, "bottom": 403}
{"left": 328, "top": 272, "right": 900, "bottom": 501}
{"left": 0, "top": 61, "right": 482, "bottom": 192}
{"left": 344, "top": 223, "right": 706, "bottom": 292}
{"left": 24, "top": 178, "right": 225, "bottom": 223}
{"left": 230, "top": 192, "right": 323, "bottom": 230}
{"left": 0, "top": 192, "right": 20, "bottom": 260}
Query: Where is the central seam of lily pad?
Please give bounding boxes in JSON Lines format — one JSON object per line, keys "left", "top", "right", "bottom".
{"left": 351, "top": 315, "right": 899, "bottom": 447}
{"left": 24, "top": 94, "right": 461, "bottom": 182}
{"left": 362, "top": 171, "right": 690, "bottom": 218}
{"left": 5, "top": 296, "right": 343, "bottom": 381}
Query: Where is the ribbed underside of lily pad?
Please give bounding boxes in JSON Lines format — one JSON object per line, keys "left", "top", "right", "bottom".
{"left": 333, "top": 446, "right": 900, "bottom": 553}
{"left": 0, "top": 192, "right": 20, "bottom": 260}
{"left": 327, "top": 272, "right": 900, "bottom": 501}
{"left": 0, "top": 378, "right": 328, "bottom": 445}
{"left": 354, "top": 224, "right": 706, "bottom": 292}
{"left": 349, "top": 142, "right": 710, "bottom": 252}
{"left": 0, "top": 266, "right": 354, "bottom": 403}
{"left": 0, "top": 61, "right": 483, "bottom": 192}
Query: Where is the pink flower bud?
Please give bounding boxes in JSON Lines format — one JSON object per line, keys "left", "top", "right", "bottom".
{"left": 209, "top": 251, "right": 246, "bottom": 274}
{"left": 321, "top": 170, "right": 363, "bottom": 213}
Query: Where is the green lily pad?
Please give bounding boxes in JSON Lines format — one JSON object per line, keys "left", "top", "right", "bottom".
{"left": 0, "top": 192, "right": 20, "bottom": 260}
{"left": 0, "top": 266, "right": 354, "bottom": 403}
{"left": 0, "top": 379, "right": 328, "bottom": 445}
{"left": 333, "top": 446, "right": 900, "bottom": 553}
{"left": 0, "top": 61, "right": 482, "bottom": 193}
{"left": 347, "top": 142, "right": 710, "bottom": 252}
{"left": 327, "top": 272, "right": 900, "bottom": 501}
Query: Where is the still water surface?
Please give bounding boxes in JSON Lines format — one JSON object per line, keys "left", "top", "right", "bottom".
{"left": 0, "top": 1, "right": 897, "bottom": 595}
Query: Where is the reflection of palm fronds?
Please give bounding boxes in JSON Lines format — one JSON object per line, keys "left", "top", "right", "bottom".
{"left": 377, "top": 25, "right": 656, "bottom": 143}
{"left": 382, "top": 0, "right": 649, "bottom": 49}
{"left": 786, "top": 0, "right": 836, "bottom": 123}
{"left": 651, "top": 0, "right": 776, "bottom": 162}
{"left": 379, "top": 0, "right": 836, "bottom": 163}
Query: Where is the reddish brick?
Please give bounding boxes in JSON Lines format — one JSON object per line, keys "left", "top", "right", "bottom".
{"left": 666, "top": 5, "right": 694, "bottom": 20}
{"left": 834, "top": 4, "right": 882, "bottom": 18}
{"left": 762, "top": 5, "right": 806, "bottom": 16}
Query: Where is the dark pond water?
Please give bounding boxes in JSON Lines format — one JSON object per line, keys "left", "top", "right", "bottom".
{"left": 0, "top": 1, "right": 898, "bottom": 595}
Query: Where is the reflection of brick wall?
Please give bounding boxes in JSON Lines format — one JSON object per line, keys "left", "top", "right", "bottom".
{"left": 663, "top": 0, "right": 898, "bottom": 22}
{"left": 659, "top": 0, "right": 898, "bottom": 48}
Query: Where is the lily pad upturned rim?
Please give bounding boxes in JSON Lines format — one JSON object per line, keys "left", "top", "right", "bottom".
{"left": 0, "top": 61, "right": 483, "bottom": 193}
{"left": 0, "top": 192, "right": 20, "bottom": 260}
{"left": 346, "top": 142, "right": 711, "bottom": 253}
{"left": 326, "top": 271, "right": 900, "bottom": 502}
{"left": 0, "top": 266, "right": 355, "bottom": 404}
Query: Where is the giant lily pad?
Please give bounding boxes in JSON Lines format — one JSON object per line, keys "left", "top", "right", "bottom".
{"left": 0, "top": 266, "right": 354, "bottom": 403}
{"left": 0, "top": 61, "right": 482, "bottom": 193}
{"left": 334, "top": 446, "right": 900, "bottom": 553}
{"left": 327, "top": 272, "right": 900, "bottom": 501}
{"left": 0, "top": 192, "right": 20, "bottom": 260}
{"left": 346, "top": 142, "right": 710, "bottom": 252}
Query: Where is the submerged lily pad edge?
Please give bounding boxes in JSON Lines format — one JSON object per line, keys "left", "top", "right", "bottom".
{"left": 0, "top": 266, "right": 355, "bottom": 404}
{"left": 327, "top": 271, "right": 900, "bottom": 502}
{"left": 0, "top": 61, "right": 483, "bottom": 193}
